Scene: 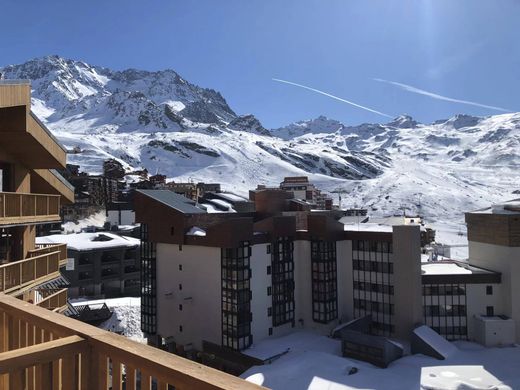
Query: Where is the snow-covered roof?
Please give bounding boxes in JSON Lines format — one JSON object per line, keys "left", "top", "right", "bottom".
{"left": 186, "top": 226, "right": 206, "bottom": 237}
{"left": 36, "top": 232, "right": 140, "bottom": 251}
{"left": 215, "top": 192, "right": 248, "bottom": 202}
{"left": 471, "top": 199, "right": 520, "bottom": 215}
{"left": 343, "top": 223, "right": 393, "bottom": 233}
{"left": 421, "top": 262, "right": 472, "bottom": 275}
{"left": 421, "top": 261, "right": 497, "bottom": 276}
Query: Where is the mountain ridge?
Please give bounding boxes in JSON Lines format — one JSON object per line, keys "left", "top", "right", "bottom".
{"left": 1, "top": 55, "right": 519, "bottom": 227}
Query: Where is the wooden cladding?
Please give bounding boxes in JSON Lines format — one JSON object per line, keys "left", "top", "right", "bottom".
{"left": 0, "top": 294, "right": 267, "bottom": 390}
{"left": 466, "top": 212, "right": 520, "bottom": 247}
{"left": 0, "top": 248, "right": 65, "bottom": 294}
{"left": 0, "top": 192, "right": 60, "bottom": 226}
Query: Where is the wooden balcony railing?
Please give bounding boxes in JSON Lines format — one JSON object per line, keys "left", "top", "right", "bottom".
{"left": 29, "top": 243, "right": 68, "bottom": 265}
{"left": 36, "top": 288, "right": 68, "bottom": 312}
{"left": 0, "top": 192, "right": 61, "bottom": 226}
{"left": 0, "top": 294, "right": 267, "bottom": 390}
{"left": 0, "top": 250, "right": 63, "bottom": 294}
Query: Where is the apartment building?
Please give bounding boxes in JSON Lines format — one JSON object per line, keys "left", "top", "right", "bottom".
{"left": 36, "top": 232, "right": 140, "bottom": 298}
{"left": 135, "top": 185, "right": 520, "bottom": 367}
{"left": 134, "top": 188, "right": 423, "bottom": 356}
{"left": 0, "top": 80, "right": 74, "bottom": 311}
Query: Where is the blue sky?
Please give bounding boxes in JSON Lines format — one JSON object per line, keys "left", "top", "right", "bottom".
{"left": 1, "top": 0, "right": 519, "bottom": 128}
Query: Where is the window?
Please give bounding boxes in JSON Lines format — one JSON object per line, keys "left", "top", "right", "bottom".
{"left": 422, "top": 283, "right": 468, "bottom": 341}
{"left": 267, "top": 286, "right": 272, "bottom": 296}
{"left": 141, "top": 223, "right": 157, "bottom": 335}
{"left": 179, "top": 325, "right": 183, "bottom": 332}
{"left": 268, "top": 307, "right": 272, "bottom": 317}
{"left": 171, "top": 227, "right": 175, "bottom": 235}
{"left": 268, "top": 327, "right": 273, "bottom": 336}
{"left": 486, "top": 306, "right": 494, "bottom": 316}
{"left": 178, "top": 244, "right": 182, "bottom": 251}
{"left": 179, "top": 284, "right": 182, "bottom": 291}
{"left": 311, "top": 240, "right": 338, "bottom": 323}
{"left": 271, "top": 237, "right": 295, "bottom": 327}
{"left": 352, "top": 239, "right": 394, "bottom": 337}
{"left": 267, "top": 265, "right": 271, "bottom": 275}
{"left": 179, "top": 304, "right": 183, "bottom": 311}
{"left": 221, "top": 241, "right": 252, "bottom": 351}
{"left": 179, "top": 264, "right": 183, "bottom": 271}
{"left": 267, "top": 244, "right": 271, "bottom": 254}
{"left": 486, "top": 285, "right": 493, "bottom": 295}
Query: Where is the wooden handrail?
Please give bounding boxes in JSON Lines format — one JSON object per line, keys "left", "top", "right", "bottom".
{"left": 0, "top": 335, "right": 87, "bottom": 375}
{"left": 29, "top": 243, "right": 67, "bottom": 261}
{"left": 0, "top": 294, "right": 267, "bottom": 389}
{"left": 36, "top": 288, "right": 68, "bottom": 310}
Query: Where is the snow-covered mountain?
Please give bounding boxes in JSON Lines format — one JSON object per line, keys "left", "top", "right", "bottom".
{"left": 2, "top": 56, "right": 519, "bottom": 229}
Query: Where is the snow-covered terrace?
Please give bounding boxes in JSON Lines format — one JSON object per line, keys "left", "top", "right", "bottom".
{"left": 241, "top": 330, "right": 520, "bottom": 389}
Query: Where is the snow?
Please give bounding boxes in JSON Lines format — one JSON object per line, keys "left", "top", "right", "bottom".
{"left": 242, "top": 330, "right": 520, "bottom": 389}
{"left": 186, "top": 226, "right": 206, "bottom": 236}
{"left": 36, "top": 232, "right": 140, "bottom": 251}
{"left": 71, "top": 297, "right": 145, "bottom": 343}
{"left": 62, "top": 211, "right": 107, "bottom": 233}
{"left": 244, "top": 331, "right": 340, "bottom": 361}
{"left": 413, "top": 325, "right": 458, "bottom": 359}
{"left": 343, "top": 223, "right": 393, "bottom": 233}
{"left": 421, "top": 262, "right": 472, "bottom": 275}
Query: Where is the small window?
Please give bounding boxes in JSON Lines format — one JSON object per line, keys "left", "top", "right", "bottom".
{"left": 171, "top": 227, "right": 175, "bottom": 235}
{"left": 486, "top": 285, "right": 493, "bottom": 295}
{"left": 179, "top": 284, "right": 183, "bottom": 291}
{"left": 267, "top": 265, "right": 271, "bottom": 275}
{"left": 179, "top": 325, "right": 183, "bottom": 332}
{"left": 267, "top": 245, "right": 271, "bottom": 254}
{"left": 486, "top": 306, "right": 494, "bottom": 316}
{"left": 268, "top": 327, "right": 273, "bottom": 336}
{"left": 179, "top": 304, "right": 183, "bottom": 311}
{"left": 267, "top": 286, "right": 272, "bottom": 296}
{"left": 178, "top": 245, "right": 182, "bottom": 251}
{"left": 179, "top": 264, "right": 183, "bottom": 271}
{"left": 268, "top": 307, "right": 272, "bottom": 317}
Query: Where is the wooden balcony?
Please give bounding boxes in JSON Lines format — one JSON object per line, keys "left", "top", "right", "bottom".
{"left": 0, "top": 192, "right": 61, "bottom": 226}
{"left": 35, "top": 288, "right": 68, "bottom": 312}
{"left": 0, "top": 294, "right": 266, "bottom": 390}
{"left": 0, "top": 245, "right": 67, "bottom": 294}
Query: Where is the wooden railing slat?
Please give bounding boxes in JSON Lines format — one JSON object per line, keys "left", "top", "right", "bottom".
{"left": 112, "top": 359, "right": 122, "bottom": 390}
{"left": 125, "top": 365, "right": 137, "bottom": 390}
{"left": 62, "top": 354, "right": 76, "bottom": 390}
{"left": 141, "top": 372, "right": 152, "bottom": 390}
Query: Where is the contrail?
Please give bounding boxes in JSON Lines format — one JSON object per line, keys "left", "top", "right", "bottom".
{"left": 374, "top": 78, "right": 510, "bottom": 113}
{"left": 272, "top": 78, "right": 393, "bottom": 119}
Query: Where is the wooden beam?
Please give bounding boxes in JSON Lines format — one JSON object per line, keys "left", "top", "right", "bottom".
{"left": 0, "top": 335, "right": 87, "bottom": 375}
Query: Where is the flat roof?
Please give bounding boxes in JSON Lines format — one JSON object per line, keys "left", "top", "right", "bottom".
{"left": 343, "top": 223, "right": 393, "bottom": 233}
{"left": 36, "top": 232, "right": 140, "bottom": 251}
{"left": 421, "top": 260, "right": 501, "bottom": 284}
{"left": 469, "top": 199, "right": 520, "bottom": 215}
{"left": 137, "top": 189, "right": 206, "bottom": 214}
